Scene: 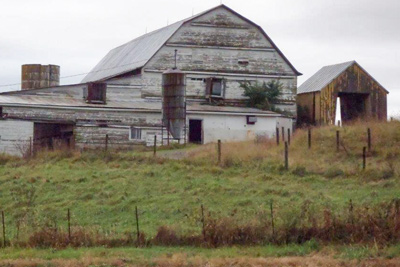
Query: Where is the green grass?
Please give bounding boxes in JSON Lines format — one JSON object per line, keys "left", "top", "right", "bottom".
{"left": 0, "top": 243, "right": 318, "bottom": 260}
{"left": 0, "top": 121, "right": 399, "bottom": 243}
{"left": 2, "top": 243, "right": 400, "bottom": 261}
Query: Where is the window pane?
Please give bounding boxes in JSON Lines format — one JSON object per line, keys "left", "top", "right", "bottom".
{"left": 131, "top": 127, "right": 142, "bottom": 140}
{"left": 212, "top": 81, "right": 222, "bottom": 96}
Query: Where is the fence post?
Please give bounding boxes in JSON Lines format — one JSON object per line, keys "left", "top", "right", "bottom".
{"left": 105, "top": 134, "right": 109, "bottom": 151}
{"left": 287, "top": 128, "right": 291, "bottom": 146}
{"left": 67, "top": 208, "right": 71, "bottom": 241}
{"left": 284, "top": 141, "right": 289, "bottom": 171}
{"left": 281, "top": 127, "right": 285, "bottom": 142}
{"left": 270, "top": 200, "right": 275, "bottom": 241}
{"left": 153, "top": 135, "right": 157, "bottom": 157}
{"left": 161, "top": 125, "right": 164, "bottom": 146}
{"left": 201, "top": 204, "right": 206, "bottom": 242}
{"left": 217, "top": 140, "right": 221, "bottom": 164}
{"left": 308, "top": 128, "right": 311, "bottom": 149}
{"left": 363, "top": 146, "right": 367, "bottom": 170}
{"left": 367, "top": 128, "right": 372, "bottom": 152}
{"left": 276, "top": 128, "right": 280, "bottom": 146}
{"left": 167, "top": 122, "right": 170, "bottom": 146}
{"left": 349, "top": 199, "right": 354, "bottom": 226}
{"left": 29, "top": 137, "right": 33, "bottom": 157}
{"left": 336, "top": 130, "right": 340, "bottom": 152}
{"left": 135, "top": 206, "right": 140, "bottom": 247}
{"left": 2, "top": 211, "right": 5, "bottom": 247}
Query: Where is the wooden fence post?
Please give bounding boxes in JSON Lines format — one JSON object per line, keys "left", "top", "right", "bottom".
{"left": 336, "top": 131, "right": 340, "bottom": 152}
{"left": 167, "top": 122, "right": 170, "bottom": 146}
{"left": 217, "top": 140, "right": 221, "bottom": 164}
{"left": 349, "top": 199, "right": 354, "bottom": 226}
{"left": 67, "top": 208, "right": 71, "bottom": 241}
{"left": 367, "top": 128, "right": 372, "bottom": 152}
{"left": 153, "top": 135, "right": 157, "bottom": 157}
{"left": 105, "top": 134, "right": 109, "bottom": 151}
{"left": 287, "top": 128, "right": 291, "bottom": 146}
{"left": 363, "top": 146, "right": 367, "bottom": 170}
{"left": 308, "top": 128, "right": 311, "bottom": 149}
{"left": 201, "top": 204, "right": 206, "bottom": 242}
{"left": 281, "top": 127, "right": 285, "bottom": 142}
{"left": 270, "top": 200, "right": 275, "bottom": 241}
{"left": 276, "top": 128, "right": 280, "bottom": 146}
{"left": 161, "top": 125, "right": 164, "bottom": 146}
{"left": 284, "top": 142, "right": 289, "bottom": 170}
{"left": 2, "top": 211, "right": 5, "bottom": 247}
{"left": 135, "top": 206, "right": 140, "bottom": 247}
{"left": 29, "top": 137, "right": 33, "bottom": 158}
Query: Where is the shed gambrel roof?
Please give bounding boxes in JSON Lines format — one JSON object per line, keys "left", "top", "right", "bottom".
{"left": 82, "top": 5, "right": 301, "bottom": 83}
{"left": 297, "top": 61, "right": 389, "bottom": 95}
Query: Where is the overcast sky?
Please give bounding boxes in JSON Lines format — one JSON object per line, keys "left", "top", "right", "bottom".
{"left": 0, "top": 0, "right": 399, "bottom": 116}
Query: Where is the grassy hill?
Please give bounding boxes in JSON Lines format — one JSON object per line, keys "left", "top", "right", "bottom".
{"left": 0, "top": 121, "right": 399, "bottom": 247}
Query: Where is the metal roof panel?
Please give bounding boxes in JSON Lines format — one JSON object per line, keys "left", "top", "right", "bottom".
{"left": 297, "top": 61, "right": 355, "bottom": 94}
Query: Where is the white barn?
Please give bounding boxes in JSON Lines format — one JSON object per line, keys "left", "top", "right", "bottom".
{"left": 0, "top": 5, "right": 299, "bottom": 156}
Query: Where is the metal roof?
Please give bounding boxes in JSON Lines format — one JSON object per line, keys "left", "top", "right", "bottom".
{"left": 82, "top": 5, "right": 301, "bottom": 83}
{"left": 297, "top": 61, "right": 355, "bottom": 94}
{"left": 81, "top": 21, "right": 183, "bottom": 83}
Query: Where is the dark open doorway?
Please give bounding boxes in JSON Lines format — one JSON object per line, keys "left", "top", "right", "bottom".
{"left": 34, "top": 123, "right": 74, "bottom": 151}
{"left": 339, "top": 92, "right": 369, "bottom": 123}
{"left": 189, "top": 119, "right": 202, "bottom": 144}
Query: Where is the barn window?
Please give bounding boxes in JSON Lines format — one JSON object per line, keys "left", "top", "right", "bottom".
{"left": 86, "top": 82, "right": 107, "bottom": 104}
{"left": 246, "top": 115, "right": 257, "bottom": 125}
{"left": 205, "top": 78, "right": 225, "bottom": 98}
{"left": 130, "top": 127, "right": 142, "bottom": 140}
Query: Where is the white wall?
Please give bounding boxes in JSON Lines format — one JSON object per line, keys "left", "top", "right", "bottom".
{"left": 0, "top": 120, "right": 34, "bottom": 156}
{"left": 187, "top": 113, "right": 292, "bottom": 144}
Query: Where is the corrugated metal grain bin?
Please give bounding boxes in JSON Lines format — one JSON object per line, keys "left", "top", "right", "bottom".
{"left": 162, "top": 69, "right": 186, "bottom": 139}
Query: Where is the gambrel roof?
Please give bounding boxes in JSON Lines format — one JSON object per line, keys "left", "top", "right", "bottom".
{"left": 82, "top": 5, "right": 301, "bottom": 83}
{"left": 297, "top": 61, "right": 388, "bottom": 94}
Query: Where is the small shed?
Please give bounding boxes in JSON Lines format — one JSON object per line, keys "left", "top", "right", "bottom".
{"left": 296, "top": 61, "right": 388, "bottom": 126}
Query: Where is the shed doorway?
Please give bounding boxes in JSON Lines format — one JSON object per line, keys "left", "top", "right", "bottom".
{"left": 339, "top": 92, "right": 369, "bottom": 123}
{"left": 189, "top": 119, "right": 202, "bottom": 144}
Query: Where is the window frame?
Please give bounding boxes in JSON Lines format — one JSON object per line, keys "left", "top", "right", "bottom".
{"left": 86, "top": 82, "right": 107, "bottom": 104}
{"left": 246, "top": 115, "right": 257, "bottom": 125}
{"left": 205, "top": 78, "right": 225, "bottom": 98}
{"left": 130, "top": 127, "right": 142, "bottom": 140}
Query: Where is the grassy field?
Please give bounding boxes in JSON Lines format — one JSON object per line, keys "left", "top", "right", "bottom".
{"left": 0, "top": 121, "right": 400, "bottom": 264}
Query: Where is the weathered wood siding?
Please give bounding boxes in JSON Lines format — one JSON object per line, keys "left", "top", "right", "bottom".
{"left": 3, "top": 106, "right": 161, "bottom": 126}
{"left": 2, "top": 106, "right": 162, "bottom": 151}
{"left": 74, "top": 125, "right": 142, "bottom": 150}
{"left": 140, "top": 6, "right": 297, "bottom": 107}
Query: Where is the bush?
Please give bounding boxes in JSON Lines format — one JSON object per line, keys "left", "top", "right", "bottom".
{"left": 241, "top": 80, "right": 282, "bottom": 110}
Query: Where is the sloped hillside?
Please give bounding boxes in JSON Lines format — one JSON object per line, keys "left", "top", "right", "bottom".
{"left": 0, "top": 121, "right": 399, "bottom": 244}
